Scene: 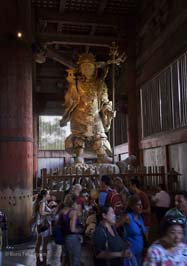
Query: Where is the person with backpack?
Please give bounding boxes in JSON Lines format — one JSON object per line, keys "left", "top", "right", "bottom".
{"left": 106, "top": 188, "right": 124, "bottom": 217}
{"left": 98, "top": 175, "right": 124, "bottom": 217}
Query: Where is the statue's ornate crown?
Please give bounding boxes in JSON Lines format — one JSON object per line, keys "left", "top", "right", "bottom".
{"left": 77, "top": 53, "right": 96, "bottom": 65}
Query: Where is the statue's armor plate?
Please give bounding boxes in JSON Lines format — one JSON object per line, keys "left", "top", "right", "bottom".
{"left": 70, "top": 80, "right": 106, "bottom": 138}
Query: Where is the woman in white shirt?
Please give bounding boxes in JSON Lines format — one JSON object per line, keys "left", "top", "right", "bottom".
{"left": 152, "top": 184, "right": 171, "bottom": 221}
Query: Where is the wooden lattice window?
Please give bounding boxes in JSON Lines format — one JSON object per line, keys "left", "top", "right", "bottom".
{"left": 140, "top": 52, "right": 187, "bottom": 138}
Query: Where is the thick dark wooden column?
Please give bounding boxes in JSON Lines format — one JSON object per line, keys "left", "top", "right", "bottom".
{"left": 126, "top": 39, "right": 139, "bottom": 162}
{"left": 0, "top": 0, "right": 33, "bottom": 243}
{"left": 33, "top": 112, "right": 38, "bottom": 188}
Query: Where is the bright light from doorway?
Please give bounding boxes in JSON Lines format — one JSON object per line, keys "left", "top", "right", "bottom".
{"left": 39, "top": 116, "right": 71, "bottom": 150}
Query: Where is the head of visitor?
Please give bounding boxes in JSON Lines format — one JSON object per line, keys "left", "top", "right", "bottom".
{"left": 72, "top": 184, "right": 82, "bottom": 197}
{"left": 101, "top": 175, "right": 112, "bottom": 190}
{"left": 129, "top": 178, "right": 141, "bottom": 193}
{"left": 160, "top": 216, "right": 185, "bottom": 247}
{"left": 128, "top": 194, "right": 143, "bottom": 215}
{"left": 113, "top": 176, "right": 124, "bottom": 192}
{"left": 174, "top": 191, "right": 187, "bottom": 213}
{"left": 97, "top": 205, "right": 116, "bottom": 226}
{"left": 63, "top": 193, "right": 78, "bottom": 210}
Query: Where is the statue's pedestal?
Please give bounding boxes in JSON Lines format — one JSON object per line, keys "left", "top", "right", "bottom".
{"left": 61, "top": 163, "right": 120, "bottom": 176}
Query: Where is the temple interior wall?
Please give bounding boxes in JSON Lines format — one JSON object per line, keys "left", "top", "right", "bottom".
{"left": 138, "top": 0, "right": 187, "bottom": 187}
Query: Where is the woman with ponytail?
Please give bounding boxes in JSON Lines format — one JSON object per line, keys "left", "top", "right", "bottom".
{"left": 35, "top": 189, "right": 52, "bottom": 266}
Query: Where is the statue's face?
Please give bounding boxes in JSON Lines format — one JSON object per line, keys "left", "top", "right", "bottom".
{"left": 80, "top": 62, "right": 95, "bottom": 79}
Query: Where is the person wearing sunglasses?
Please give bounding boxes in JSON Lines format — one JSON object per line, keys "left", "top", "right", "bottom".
{"left": 143, "top": 216, "right": 187, "bottom": 266}
{"left": 165, "top": 191, "right": 187, "bottom": 243}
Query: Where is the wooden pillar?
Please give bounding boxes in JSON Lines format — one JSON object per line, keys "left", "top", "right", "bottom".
{"left": 126, "top": 39, "right": 139, "bottom": 163}
{"left": 33, "top": 112, "right": 38, "bottom": 189}
{"left": 0, "top": 0, "right": 33, "bottom": 243}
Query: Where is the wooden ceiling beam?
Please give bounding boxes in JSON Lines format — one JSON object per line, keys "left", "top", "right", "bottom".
{"left": 58, "top": 0, "right": 67, "bottom": 35}
{"left": 97, "top": 0, "right": 108, "bottom": 16}
{"left": 37, "top": 32, "right": 126, "bottom": 47}
{"left": 90, "top": 25, "right": 97, "bottom": 36}
{"left": 46, "top": 48, "right": 76, "bottom": 68}
{"left": 37, "top": 8, "right": 127, "bottom": 28}
{"left": 59, "top": 0, "right": 67, "bottom": 13}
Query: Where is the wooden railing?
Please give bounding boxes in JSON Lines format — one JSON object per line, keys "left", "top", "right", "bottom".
{"left": 40, "top": 166, "right": 171, "bottom": 193}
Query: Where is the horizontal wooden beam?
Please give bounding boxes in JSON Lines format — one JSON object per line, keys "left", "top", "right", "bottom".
{"left": 37, "top": 8, "right": 128, "bottom": 28}
{"left": 97, "top": 0, "right": 108, "bottom": 16}
{"left": 46, "top": 48, "right": 76, "bottom": 68}
{"left": 59, "top": 0, "right": 66, "bottom": 13}
{"left": 139, "top": 127, "right": 187, "bottom": 149}
{"left": 36, "top": 32, "right": 125, "bottom": 47}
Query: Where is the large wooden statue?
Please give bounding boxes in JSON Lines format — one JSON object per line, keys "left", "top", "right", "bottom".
{"left": 60, "top": 53, "right": 114, "bottom": 163}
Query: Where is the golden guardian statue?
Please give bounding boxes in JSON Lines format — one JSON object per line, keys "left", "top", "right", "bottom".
{"left": 60, "top": 53, "right": 114, "bottom": 164}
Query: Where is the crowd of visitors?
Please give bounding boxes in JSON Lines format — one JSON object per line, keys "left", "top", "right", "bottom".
{"left": 32, "top": 175, "right": 187, "bottom": 266}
